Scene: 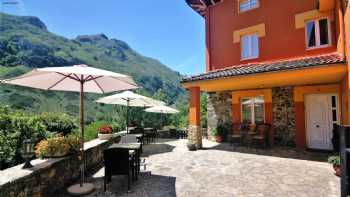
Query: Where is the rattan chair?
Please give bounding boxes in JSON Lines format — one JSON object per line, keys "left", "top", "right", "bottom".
{"left": 252, "top": 123, "right": 271, "bottom": 149}
{"left": 230, "top": 123, "right": 243, "bottom": 147}
{"left": 103, "top": 148, "right": 136, "bottom": 191}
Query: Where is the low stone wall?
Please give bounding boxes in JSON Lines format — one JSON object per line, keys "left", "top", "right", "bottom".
{"left": 0, "top": 134, "right": 123, "bottom": 197}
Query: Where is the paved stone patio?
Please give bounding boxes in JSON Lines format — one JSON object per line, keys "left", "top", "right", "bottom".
{"left": 62, "top": 139, "right": 340, "bottom": 197}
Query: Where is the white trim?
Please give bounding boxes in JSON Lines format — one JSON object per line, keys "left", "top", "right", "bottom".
{"left": 305, "top": 17, "right": 332, "bottom": 50}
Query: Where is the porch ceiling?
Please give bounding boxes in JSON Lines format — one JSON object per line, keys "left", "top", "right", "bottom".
{"left": 182, "top": 64, "right": 347, "bottom": 92}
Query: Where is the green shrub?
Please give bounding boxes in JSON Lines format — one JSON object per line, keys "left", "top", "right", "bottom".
{"left": 216, "top": 120, "right": 232, "bottom": 141}
{"left": 328, "top": 155, "right": 340, "bottom": 166}
{"left": 0, "top": 106, "right": 48, "bottom": 169}
{"left": 38, "top": 112, "right": 77, "bottom": 135}
{"left": 83, "top": 121, "right": 109, "bottom": 141}
{"left": 110, "top": 122, "right": 121, "bottom": 133}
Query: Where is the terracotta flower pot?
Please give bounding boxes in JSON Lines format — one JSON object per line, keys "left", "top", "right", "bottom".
{"left": 98, "top": 133, "right": 114, "bottom": 140}
{"left": 333, "top": 164, "right": 341, "bottom": 177}
{"left": 215, "top": 136, "right": 223, "bottom": 143}
{"left": 187, "top": 143, "right": 197, "bottom": 151}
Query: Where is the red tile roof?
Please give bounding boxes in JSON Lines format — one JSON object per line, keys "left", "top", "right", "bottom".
{"left": 182, "top": 53, "right": 346, "bottom": 83}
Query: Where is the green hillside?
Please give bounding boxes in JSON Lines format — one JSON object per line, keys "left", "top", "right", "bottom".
{"left": 0, "top": 12, "right": 186, "bottom": 121}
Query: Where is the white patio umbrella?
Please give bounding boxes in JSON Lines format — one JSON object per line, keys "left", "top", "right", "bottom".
{"left": 2, "top": 64, "right": 138, "bottom": 195}
{"left": 145, "top": 105, "right": 179, "bottom": 128}
{"left": 96, "top": 91, "right": 165, "bottom": 132}
{"left": 145, "top": 105, "right": 179, "bottom": 114}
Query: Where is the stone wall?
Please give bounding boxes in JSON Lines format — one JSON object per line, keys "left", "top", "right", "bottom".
{"left": 207, "top": 91, "right": 232, "bottom": 139}
{"left": 0, "top": 135, "right": 122, "bottom": 197}
{"left": 272, "top": 87, "right": 296, "bottom": 146}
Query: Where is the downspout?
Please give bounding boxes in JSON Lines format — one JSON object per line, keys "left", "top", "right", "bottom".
{"left": 205, "top": 7, "right": 212, "bottom": 72}
{"left": 337, "top": 0, "right": 346, "bottom": 56}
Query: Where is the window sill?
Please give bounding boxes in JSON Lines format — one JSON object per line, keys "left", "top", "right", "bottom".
{"left": 306, "top": 44, "right": 331, "bottom": 50}
{"left": 241, "top": 56, "right": 259, "bottom": 61}
{"left": 239, "top": 6, "right": 259, "bottom": 14}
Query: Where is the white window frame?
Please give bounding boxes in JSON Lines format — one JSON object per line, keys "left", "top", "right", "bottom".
{"left": 240, "top": 33, "right": 259, "bottom": 60}
{"left": 239, "top": 0, "right": 259, "bottom": 13}
{"left": 305, "top": 17, "right": 332, "bottom": 50}
{"left": 241, "top": 96, "right": 265, "bottom": 124}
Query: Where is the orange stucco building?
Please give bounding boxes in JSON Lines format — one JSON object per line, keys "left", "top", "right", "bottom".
{"left": 182, "top": 0, "right": 350, "bottom": 150}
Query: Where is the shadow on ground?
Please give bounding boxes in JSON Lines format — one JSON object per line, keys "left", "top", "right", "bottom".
{"left": 58, "top": 170, "right": 176, "bottom": 197}
{"left": 204, "top": 142, "right": 333, "bottom": 162}
{"left": 142, "top": 142, "right": 176, "bottom": 157}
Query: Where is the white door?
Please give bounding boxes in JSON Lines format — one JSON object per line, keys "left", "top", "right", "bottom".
{"left": 305, "top": 94, "right": 339, "bottom": 150}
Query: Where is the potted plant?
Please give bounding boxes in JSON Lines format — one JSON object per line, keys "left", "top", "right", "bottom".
{"left": 211, "top": 128, "right": 223, "bottom": 143}
{"left": 97, "top": 125, "right": 114, "bottom": 140}
{"left": 187, "top": 143, "right": 197, "bottom": 151}
{"left": 211, "top": 120, "right": 231, "bottom": 143}
{"left": 328, "top": 155, "right": 341, "bottom": 176}
{"left": 35, "top": 136, "right": 79, "bottom": 158}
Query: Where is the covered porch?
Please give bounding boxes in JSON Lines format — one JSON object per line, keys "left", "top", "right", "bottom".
{"left": 182, "top": 53, "right": 349, "bottom": 150}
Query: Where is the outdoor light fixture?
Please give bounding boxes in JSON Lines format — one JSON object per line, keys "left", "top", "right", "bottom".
{"left": 21, "top": 139, "right": 35, "bottom": 169}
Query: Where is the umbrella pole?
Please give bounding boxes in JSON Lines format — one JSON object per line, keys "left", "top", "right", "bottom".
{"left": 80, "top": 81, "right": 85, "bottom": 186}
{"left": 126, "top": 99, "right": 129, "bottom": 134}
{"left": 67, "top": 80, "right": 94, "bottom": 196}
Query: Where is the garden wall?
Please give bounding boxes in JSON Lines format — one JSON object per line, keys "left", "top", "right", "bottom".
{"left": 0, "top": 135, "right": 122, "bottom": 197}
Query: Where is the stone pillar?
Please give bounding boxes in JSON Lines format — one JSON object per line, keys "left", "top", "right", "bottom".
{"left": 188, "top": 87, "right": 202, "bottom": 149}
{"left": 207, "top": 91, "right": 232, "bottom": 140}
{"left": 272, "top": 87, "right": 296, "bottom": 146}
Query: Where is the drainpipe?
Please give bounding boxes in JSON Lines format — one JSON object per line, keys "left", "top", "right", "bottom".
{"left": 205, "top": 7, "right": 212, "bottom": 72}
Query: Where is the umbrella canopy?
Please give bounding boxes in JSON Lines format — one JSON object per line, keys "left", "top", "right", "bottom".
{"left": 2, "top": 64, "right": 138, "bottom": 194}
{"left": 3, "top": 64, "right": 137, "bottom": 93}
{"left": 96, "top": 91, "right": 164, "bottom": 132}
{"left": 96, "top": 91, "right": 165, "bottom": 107}
{"left": 145, "top": 105, "right": 179, "bottom": 114}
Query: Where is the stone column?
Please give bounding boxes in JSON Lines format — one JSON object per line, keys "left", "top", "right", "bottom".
{"left": 188, "top": 87, "right": 202, "bottom": 149}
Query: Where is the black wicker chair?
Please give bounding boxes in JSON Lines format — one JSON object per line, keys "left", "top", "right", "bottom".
{"left": 120, "top": 135, "right": 142, "bottom": 176}
{"left": 103, "top": 148, "right": 136, "bottom": 192}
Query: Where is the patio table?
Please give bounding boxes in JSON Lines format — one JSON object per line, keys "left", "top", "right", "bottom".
{"left": 127, "top": 134, "right": 143, "bottom": 143}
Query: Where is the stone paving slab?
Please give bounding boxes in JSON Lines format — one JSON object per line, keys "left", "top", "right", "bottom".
{"left": 61, "top": 139, "right": 340, "bottom": 197}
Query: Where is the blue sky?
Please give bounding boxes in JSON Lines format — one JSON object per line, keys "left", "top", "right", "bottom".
{"left": 0, "top": 0, "right": 205, "bottom": 75}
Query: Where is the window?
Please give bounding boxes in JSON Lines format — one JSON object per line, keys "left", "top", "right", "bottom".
{"left": 239, "top": 0, "right": 259, "bottom": 12}
{"left": 331, "top": 95, "right": 338, "bottom": 123}
{"left": 305, "top": 18, "right": 331, "bottom": 49}
{"left": 241, "top": 96, "right": 264, "bottom": 124}
{"left": 241, "top": 34, "right": 259, "bottom": 60}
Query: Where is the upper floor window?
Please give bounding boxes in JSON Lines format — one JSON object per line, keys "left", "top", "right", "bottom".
{"left": 305, "top": 18, "right": 331, "bottom": 49}
{"left": 241, "top": 33, "right": 259, "bottom": 60}
{"left": 239, "top": 0, "right": 259, "bottom": 12}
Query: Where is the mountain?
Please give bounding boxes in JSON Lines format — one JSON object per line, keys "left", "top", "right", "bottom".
{"left": 0, "top": 12, "right": 186, "bottom": 121}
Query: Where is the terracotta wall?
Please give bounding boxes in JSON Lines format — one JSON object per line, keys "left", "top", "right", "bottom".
{"left": 206, "top": 0, "right": 338, "bottom": 71}
{"left": 341, "top": 0, "right": 350, "bottom": 124}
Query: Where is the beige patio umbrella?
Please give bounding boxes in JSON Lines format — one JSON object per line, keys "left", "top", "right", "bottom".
{"left": 96, "top": 91, "right": 165, "bottom": 132}
{"left": 3, "top": 64, "right": 138, "bottom": 195}
{"left": 145, "top": 105, "right": 179, "bottom": 128}
{"left": 145, "top": 105, "right": 179, "bottom": 114}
